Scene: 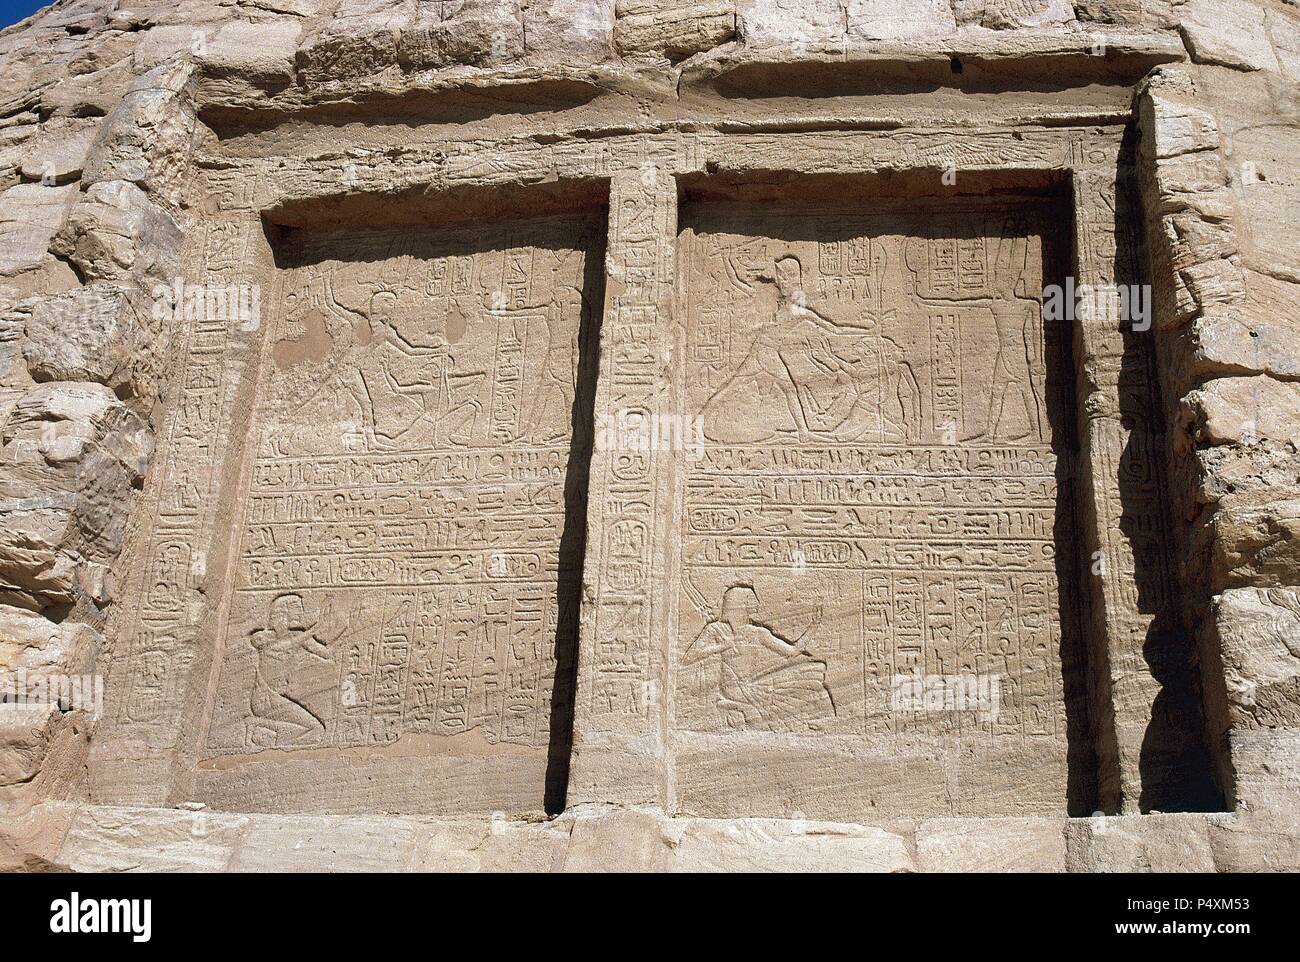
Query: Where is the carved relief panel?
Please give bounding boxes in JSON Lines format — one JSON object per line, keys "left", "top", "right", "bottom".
{"left": 89, "top": 125, "right": 1202, "bottom": 821}
{"left": 193, "top": 214, "right": 602, "bottom": 812}
{"left": 674, "top": 197, "right": 1090, "bottom": 817}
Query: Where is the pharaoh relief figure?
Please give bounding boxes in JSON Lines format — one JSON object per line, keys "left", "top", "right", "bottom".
{"left": 267, "top": 245, "right": 588, "bottom": 454}
{"left": 248, "top": 593, "right": 347, "bottom": 749}
{"left": 977, "top": 288, "right": 1047, "bottom": 443}
{"left": 682, "top": 585, "right": 835, "bottom": 732}
{"left": 345, "top": 284, "right": 484, "bottom": 451}
{"left": 700, "top": 253, "right": 921, "bottom": 445}
{"left": 962, "top": 219, "right": 1049, "bottom": 445}
{"left": 492, "top": 245, "right": 591, "bottom": 446}
{"left": 351, "top": 249, "right": 585, "bottom": 449}
{"left": 981, "top": 217, "right": 1049, "bottom": 444}
{"left": 265, "top": 268, "right": 486, "bottom": 454}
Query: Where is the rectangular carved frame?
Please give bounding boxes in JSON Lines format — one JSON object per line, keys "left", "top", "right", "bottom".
{"left": 92, "top": 117, "right": 1220, "bottom": 822}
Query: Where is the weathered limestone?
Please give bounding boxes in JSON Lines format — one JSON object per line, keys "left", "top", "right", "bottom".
{"left": 1213, "top": 587, "right": 1300, "bottom": 731}
{"left": 1175, "top": 308, "right": 1300, "bottom": 384}
{"left": 614, "top": 1, "right": 735, "bottom": 59}
{"left": 1134, "top": 58, "right": 1300, "bottom": 831}
{"left": 396, "top": 0, "right": 527, "bottom": 71}
{"left": 0, "top": 0, "right": 1297, "bottom": 872}
{"left": 0, "top": 798, "right": 75, "bottom": 871}
{"left": 79, "top": 59, "right": 197, "bottom": 209}
{"left": 23, "top": 283, "right": 143, "bottom": 394}
{"left": 917, "top": 817, "right": 1067, "bottom": 872}
{"left": 1064, "top": 812, "right": 1217, "bottom": 872}
{"left": 1179, "top": 0, "right": 1279, "bottom": 73}
{"left": 200, "top": 19, "right": 301, "bottom": 90}
{"left": 0, "top": 708, "right": 76, "bottom": 789}
{"left": 954, "top": 0, "right": 1075, "bottom": 30}
{"left": 0, "top": 183, "right": 76, "bottom": 276}
{"left": 0, "top": 603, "right": 99, "bottom": 677}
{"left": 0, "top": 24, "right": 195, "bottom": 827}
{"left": 0, "top": 381, "right": 151, "bottom": 609}
{"left": 52, "top": 180, "right": 183, "bottom": 283}
{"left": 17, "top": 117, "right": 99, "bottom": 185}
{"left": 1211, "top": 499, "right": 1300, "bottom": 590}
{"left": 3, "top": 797, "right": 1267, "bottom": 872}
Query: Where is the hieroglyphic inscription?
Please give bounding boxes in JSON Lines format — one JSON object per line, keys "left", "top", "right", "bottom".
{"left": 111, "top": 171, "right": 264, "bottom": 746}
{"left": 579, "top": 171, "right": 675, "bottom": 731}
{"left": 1072, "top": 163, "right": 1189, "bottom": 811}
{"left": 563, "top": 170, "right": 677, "bottom": 808}
{"left": 201, "top": 215, "right": 601, "bottom": 760}
{"left": 677, "top": 200, "right": 1085, "bottom": 808}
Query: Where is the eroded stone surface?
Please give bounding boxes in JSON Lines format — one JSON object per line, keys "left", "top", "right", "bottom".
{"left": 0, "top": 183, "right": 75, "bottom": 276}
{"left": 24, "top": 282, "right": 143, "bottom": 393}
{"left": 0, "top": 0, "right": 1297, "bottom": 872}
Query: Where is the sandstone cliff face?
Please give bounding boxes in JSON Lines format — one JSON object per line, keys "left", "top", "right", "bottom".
{"left": 0, "top": 0, "right": 1297, "bottom": 872}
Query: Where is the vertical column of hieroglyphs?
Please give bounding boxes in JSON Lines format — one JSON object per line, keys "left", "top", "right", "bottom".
{"left": 1071, "top": 144, "right": 1185, "bottom": 813}
{"left": 672, "top": 196, "right": 1084, "bottom": 818}
{"left": 96, "top": 169, "right": 267, "bottom": 803}
{"left": 192, "top": 212, "right": 599, "bottom": 813}
{"left": 569, "top": 169, "right": 677, "bottom": 807}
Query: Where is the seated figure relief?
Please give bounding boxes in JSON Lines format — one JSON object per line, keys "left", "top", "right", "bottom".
{"left": 682, "top": 585, "right": 836, "bottom": 732}
{"left": 700, "top": 253, "right": 922, "bottom": 445}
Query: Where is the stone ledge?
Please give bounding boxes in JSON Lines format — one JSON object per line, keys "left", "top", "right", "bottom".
{"left": 1, "top": 802, "right": 1279, "bottom": 873}
{"left": 683, "top": 30, "right": 1187, "bottom": 86}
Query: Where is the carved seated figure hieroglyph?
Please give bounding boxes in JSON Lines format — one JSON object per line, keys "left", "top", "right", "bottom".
{"left": 682, "top": 586, "right": 836, "bottom": 732}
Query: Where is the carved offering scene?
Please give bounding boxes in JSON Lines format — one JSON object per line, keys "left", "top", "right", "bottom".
{"left": 674, "top": 178, "right": 1096, "bottom": 819}
{"left": 191, "top": 199, "right": 605, "bottom": 815}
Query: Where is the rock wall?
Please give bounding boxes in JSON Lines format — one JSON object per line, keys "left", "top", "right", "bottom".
{"left": 0, "top": 0, "right": 1297, "bottom": 871}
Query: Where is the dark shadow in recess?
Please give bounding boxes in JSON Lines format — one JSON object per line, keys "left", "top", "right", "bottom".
{"left": 1039, "top": 199, "right": 1101, "bottom": 817}
{"left": 1104, "top": 131, "right": 1222, "bottom": 813}
{"left": 1115, "top": 158, "right": 1222, "bottom": 814}
{"left": 698, "top": 49, "right": 1184, "bottom": 103}
{"left": 201, "top": 78, "right": 606, "bottom": 139}
{"left": 545, "top": 229, "right": 605, "bottom": 815}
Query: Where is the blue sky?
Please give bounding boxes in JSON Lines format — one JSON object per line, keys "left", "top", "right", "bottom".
{"left": 1, "top": 0, "right": 51, "bottom": 31}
